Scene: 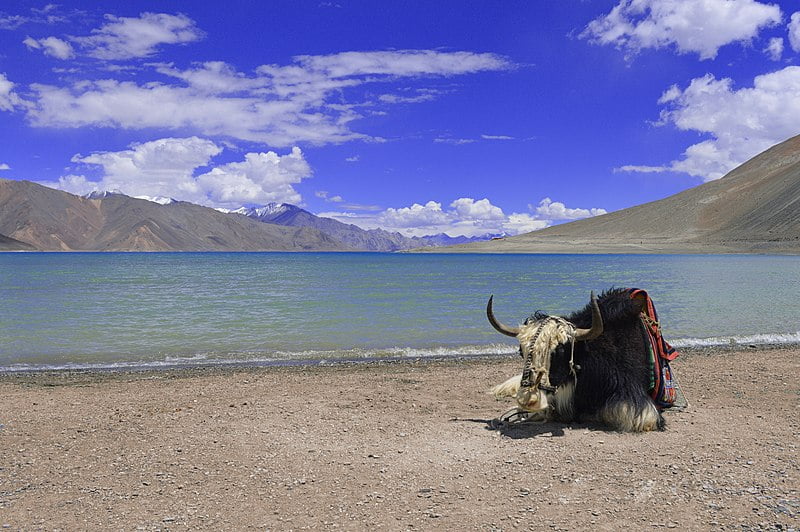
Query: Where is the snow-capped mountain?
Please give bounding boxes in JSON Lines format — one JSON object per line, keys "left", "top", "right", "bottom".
{"left": 134, "top": 195, "right": 177, "bottom": 205}
{"left": 83, "top": 190, "right": 177, "bottom": 205}
{"left": 232, "top": 202, "right": 494, "bottom": 251}
{"left": 82, "top": 190, "right": 125, "bottom": 199}
{"left": 231, "top": 203, "right": 291, "bottom": 219}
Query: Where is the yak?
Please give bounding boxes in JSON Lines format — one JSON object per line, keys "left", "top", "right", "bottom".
{"left": 488, "top": 287, "right": 665, "bottom": 432}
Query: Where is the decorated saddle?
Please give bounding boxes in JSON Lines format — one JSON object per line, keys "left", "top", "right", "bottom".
{"left": 628, "top": 288, "right": 680, "bottom": 409}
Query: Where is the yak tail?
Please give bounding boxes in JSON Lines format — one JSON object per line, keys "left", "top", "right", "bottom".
{"left": 490, "top": 374, "right": 522, "bottom": 399}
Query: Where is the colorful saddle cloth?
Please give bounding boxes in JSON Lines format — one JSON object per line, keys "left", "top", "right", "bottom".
{"left": 628, "top": 288, "right": 680, "bottom": 409}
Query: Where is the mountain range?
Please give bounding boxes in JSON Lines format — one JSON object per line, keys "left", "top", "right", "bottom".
{"left": 2, "top": 134, "right": 798, "bottom": 253}
{"left": 0, "top": 180, "right": 488, "bottom": 252}
{"left": 419, "top": 134, "right": 800, "bottom": 254}
{"left": 231, "top": 204, "right": 488, "bottom": 251}
{"left": 0, "top": 181, "right": 345, "bottom": 252}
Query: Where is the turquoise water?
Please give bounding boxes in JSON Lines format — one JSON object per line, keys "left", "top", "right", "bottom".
{"left": 1, "top": 252, "right": 798, "bottom": 371}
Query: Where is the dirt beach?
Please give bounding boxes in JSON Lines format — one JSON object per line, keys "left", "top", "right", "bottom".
{"left": 1, "top": 347, "right": 797, "bottom": 530}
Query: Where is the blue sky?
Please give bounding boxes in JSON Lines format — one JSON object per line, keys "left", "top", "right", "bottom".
{"left": 1, "top": 1, "right": 799, "bottom": 237}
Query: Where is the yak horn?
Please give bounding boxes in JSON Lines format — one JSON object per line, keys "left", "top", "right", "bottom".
{"left": 574, "top": 291, "right": 603, "bottom": 341}
{"left": 486, "top": 295, "right": 520, "bottom": 337}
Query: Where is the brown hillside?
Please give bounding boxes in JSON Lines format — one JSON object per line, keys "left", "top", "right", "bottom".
{"left": 0, "top": 232, "right": 35, "bottom": 251}
{"left": 429, "top": 134, "right": 800, "bottom": 254}
{"left": 0, "top": 180, "right": 351, "bottom": 252}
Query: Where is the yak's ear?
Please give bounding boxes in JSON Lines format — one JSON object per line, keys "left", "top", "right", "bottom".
{"left": 631, "top": 293, "right": 647, "bottom": 314}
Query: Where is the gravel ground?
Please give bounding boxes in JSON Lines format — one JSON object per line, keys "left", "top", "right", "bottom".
{"left": 1, "top": 347, "right": 798, "bottom": 530}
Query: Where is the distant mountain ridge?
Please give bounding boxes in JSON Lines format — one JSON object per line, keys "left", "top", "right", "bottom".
{"left": 0, "top": 180, "right": 490, "bottom": 252}
{"left": 424, "top": 134, "right": 800, "bottom": 254}
{"left": 234, "top": 202, "right": 491, "bottom": 251}
{"left": 0, "top": 180, "right": 348, "bottom": 252}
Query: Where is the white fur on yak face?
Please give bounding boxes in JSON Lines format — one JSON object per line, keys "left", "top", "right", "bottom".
{"left": 491, "top": 318, "right": 574, "bottom": 412}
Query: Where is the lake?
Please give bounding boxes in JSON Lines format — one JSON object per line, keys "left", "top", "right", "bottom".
{"left": 1, "top": 252, "right": 798, "bottom": 371}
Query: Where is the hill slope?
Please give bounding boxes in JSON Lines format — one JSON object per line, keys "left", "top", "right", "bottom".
{"left": 0, "top": 180, "right": 350, "bottom": 252}
{"left": 0, "top": 232, "right": 35, "bottom": 251}
{"left": 426, "top": 135, "right": 800, "bottom": 254}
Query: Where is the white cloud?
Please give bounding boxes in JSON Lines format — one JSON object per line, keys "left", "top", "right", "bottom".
{"left": 658, "top": 84, "right": 682, "bottom": 104}
{"left": 153, "top": 61, "right": 266, "bottom": 94}
{"left": 43, "top": 137, "right": 313, "bottom": 208}
{"left": 0, "top": 163, "right": 10, "bottom": 170}
{"left": 38, "top": 174, "right": 97, "bottom": 195}
{"left": 0, "top": 4, "right": 66, "bottom": 29}
{"left": 614, "top": 164, "right": 670, "bottom": 173}
{"left": 319, "top": 196, "right": 607, "bottom": 238}
{"left": 650, "top": 66, "right": 800, "bottom": 180}
{"left": 582, "top": 0, "right": 782, "bottom": 60}
{"left": 450, "top": 197, "right": 505, "bottom": 220}
{"left": 29, "top": 79, "right": 364, "bottom": 147}
{"left": 789, "top": 12, "right": 800, "bottom": 52}
{"left": 502, "top": 213, "right": 549, "bottom": 234}
{"left": 291, "top": 50, "right": 509, "bottom": 78}
{"left": 316, "top": 191, "right": 345, "bottom": 203}
{"left": 0, "top": 73, "right": 24, "bottom": 111}
{"left": 434, "top": 137, "right": 476, "bottom": 145}
{"left": 196, "top": 147, "right": 312, "bottom": 208}
{"left": 533, "top": 198, "right": 608, "bottom": 220}
{"left": 345, "top": 155, "right": 360, "bottom": 162}
{"left": 764, "top": 37, "right": 783, "bottom": 61}
{"left": 73, "top": 12, "right": 203, "bottom": 60}
{"left": 0, "top": 14, "right": 27, "bottom": 30}
{"left": 378, "top": 92, "right": 438, "bottom": 104}
{"left": 320, "top": 200, "right": 495, "bottom": 237}
{"left": 23, "top": 36, "right": 74, "bottom": 59}
{"left": 380, "top": 201, "right": 452, "bottom": 230}
{"left": 254, "top": 51, "right": 509, "bottom": 103}
{"left": 69, "top": 137, "right": 221, "bottom": 202}
{"left": 25, "top": 50, "right": 510, "bottom": 146}
{"left": 435, "top": 134, "right": 517, "bottom": 144}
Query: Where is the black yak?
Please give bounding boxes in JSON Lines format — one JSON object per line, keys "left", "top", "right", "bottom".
{"left": 488, "top": 288, "right": 666, "bottom": 432}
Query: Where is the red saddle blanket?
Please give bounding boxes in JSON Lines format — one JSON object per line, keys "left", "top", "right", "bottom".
{"left": 628, "top": 288, "right": 680, "bottom": 408}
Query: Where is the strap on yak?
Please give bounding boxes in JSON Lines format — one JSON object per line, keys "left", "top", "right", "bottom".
{"left": 629, "top": 288, "right": 680, "bottom": 407}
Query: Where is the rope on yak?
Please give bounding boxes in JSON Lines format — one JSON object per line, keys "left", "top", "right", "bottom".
{"left": 516, "top": 316, "right": 580, "bottom": 407}
{"left": 568, "top": 335, "right": 579, "bottom": 378}
{"left": 519, "top": 319, "right": 547, "bottom": 389}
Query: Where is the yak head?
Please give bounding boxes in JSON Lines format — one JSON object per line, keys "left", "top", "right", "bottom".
{"left": 487, "top": 292, "right": 603, "bottom": 413}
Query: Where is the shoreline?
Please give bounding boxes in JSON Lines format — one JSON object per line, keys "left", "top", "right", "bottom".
{"left": 1, "top": 346, "right": 797, "bottom": 529}
{"left": 1, "top": 342, "right": 797, "bottom": 382}
{"left": 4, "top": 250, "right": 800, "bottom": 257}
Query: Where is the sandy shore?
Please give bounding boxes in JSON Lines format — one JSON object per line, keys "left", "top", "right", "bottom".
{"left": 1, "top": 347, "right": 798, "bottom": 530}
